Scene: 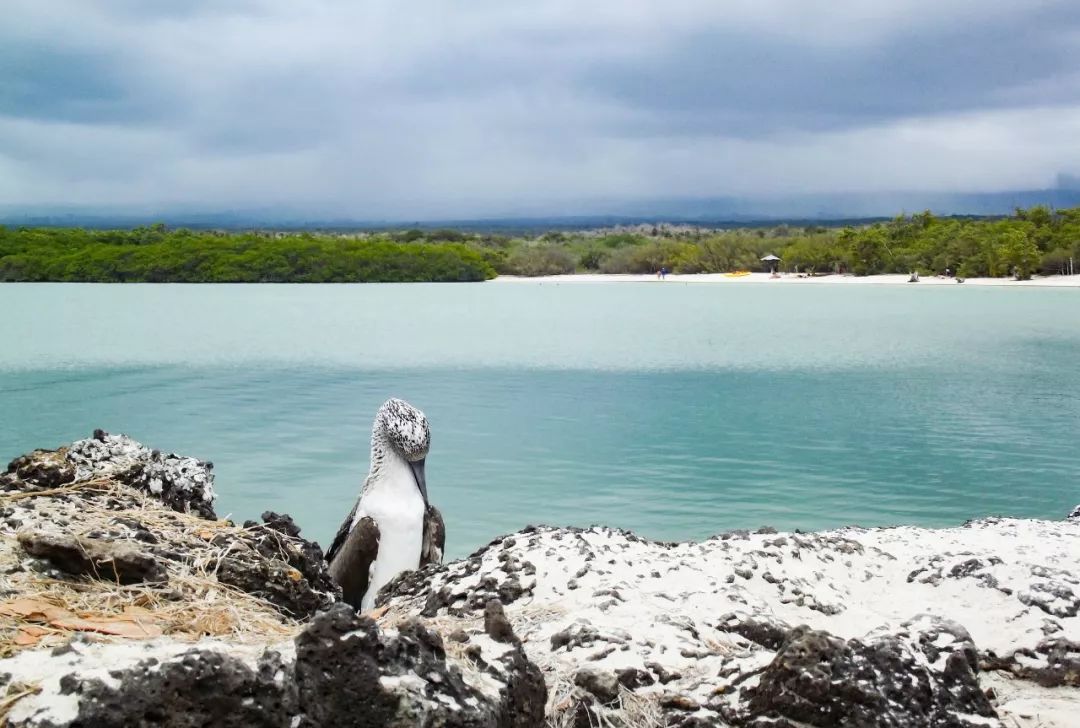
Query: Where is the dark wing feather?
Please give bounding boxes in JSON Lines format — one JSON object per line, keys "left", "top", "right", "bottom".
{"left": 327, "top": 514, "right": 380, "bottom": 610}
{"left": 420, "top": 504, "right": 445, "bottom": 566}
{"left": 325, "top": 499, "right": 358, "bottom": 565}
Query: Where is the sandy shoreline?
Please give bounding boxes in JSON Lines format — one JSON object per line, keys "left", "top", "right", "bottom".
{"left": 492, "top": 271, "right": 1080, "bottom": 287}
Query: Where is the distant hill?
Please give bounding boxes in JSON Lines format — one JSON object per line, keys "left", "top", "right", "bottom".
{"left": 3, "top": 188, "right": 1080, "bottom": 232}
{"left": 605, "top": 189, "right": 1080, "bottom": 221}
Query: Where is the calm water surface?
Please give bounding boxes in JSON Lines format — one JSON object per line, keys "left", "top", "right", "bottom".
{"left": 1, "top": 283, "right": 1077, "bottom": 558}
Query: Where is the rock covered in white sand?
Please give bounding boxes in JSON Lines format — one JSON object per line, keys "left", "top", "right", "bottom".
{"left": 67, "top": 430, "right": 217, "bottom": 518}
{"left": 3, "top": 430, "right": 216, "bottom": 518}
{"left": 0, "top": 604, "right": 546, "bottom": 728}
{"left": 383, "top": 518, "right": 1080, "bottom": 727}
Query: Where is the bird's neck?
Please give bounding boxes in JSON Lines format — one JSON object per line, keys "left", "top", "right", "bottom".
{"left": 365, "top": 433, "right": 419, "bottom": 502}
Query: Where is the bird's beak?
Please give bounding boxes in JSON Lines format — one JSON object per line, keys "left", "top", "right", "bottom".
{"left": 409, "top": 458, "right": 428, "bottom": 506}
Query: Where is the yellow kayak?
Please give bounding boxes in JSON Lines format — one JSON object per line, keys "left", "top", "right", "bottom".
{"left": 724, "top": 271, "right": 752, "bottom": 277}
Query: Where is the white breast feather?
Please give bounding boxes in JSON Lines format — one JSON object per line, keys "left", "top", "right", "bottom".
{"left": 356, "top": 455, "right": 425, "bottom": 611}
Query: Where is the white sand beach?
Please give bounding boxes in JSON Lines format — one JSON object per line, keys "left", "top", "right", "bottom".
{"left": 493, "top": 272, "right": 1080, "bottom": 287}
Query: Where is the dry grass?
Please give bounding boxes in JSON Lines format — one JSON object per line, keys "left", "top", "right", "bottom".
{"left": 0, "top": 683, "right": 42, "bottom": 726}
{"left": 536, "top": 648, "right": 579, "bottom": 728}
{"left": 0, "top": 478, "right": 301, "bottom": 657}
{"left": 537, "top": 646, "right": 664, "bottom": 728}
{"left": 0, "top": 478, "right": 113, "bottom": 503}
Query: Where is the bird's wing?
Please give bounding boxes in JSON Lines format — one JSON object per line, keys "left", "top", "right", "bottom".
{"left": 420, "top": 504, "right": 445, "bottom": 566}
{"left": 325, "top": 499, "right": 358, "bottom": 565}
{"left": 327, "top": 512, "right": 381, "bottom": 610}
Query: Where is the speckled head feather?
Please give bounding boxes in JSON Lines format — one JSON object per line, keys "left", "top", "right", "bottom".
{"left": 374, "top": 398, "right": 430, "bottom": 462}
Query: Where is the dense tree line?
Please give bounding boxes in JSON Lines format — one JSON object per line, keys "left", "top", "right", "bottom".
{"left": 499, "top": 207, "right": 1080, "bottom": 279}
{"left": 1, "top": 206, "right": 1077, "bottom": 282}
{"left": 778, "top": 207, "right": 1080, "bottom": 279}
{"left": 0, "top": 225, "right": 496, "bottom": 282}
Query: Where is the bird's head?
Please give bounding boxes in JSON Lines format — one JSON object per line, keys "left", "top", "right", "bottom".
{"left": 377, "top": 398, "right": 430, "bottom": 461}
{"left": 374, "top": 398, "right": 431, "bottom": 503}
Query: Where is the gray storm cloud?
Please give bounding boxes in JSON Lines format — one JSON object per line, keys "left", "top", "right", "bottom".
{"left": 2, "top": 0, "right": 1080, "bottom": 218}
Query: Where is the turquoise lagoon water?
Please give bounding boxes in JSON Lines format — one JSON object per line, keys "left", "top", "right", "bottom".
{"left": 1, "top": 282, "right": 1077, "bottom": 558}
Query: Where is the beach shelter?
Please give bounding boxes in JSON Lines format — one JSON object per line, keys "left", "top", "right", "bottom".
{"left": 760, "top": 254, "right": 781, "bottom": 273}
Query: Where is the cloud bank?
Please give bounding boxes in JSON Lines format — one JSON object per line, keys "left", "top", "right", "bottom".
{"left": 3, "top": 0, "right": 1080, "bottom": 218}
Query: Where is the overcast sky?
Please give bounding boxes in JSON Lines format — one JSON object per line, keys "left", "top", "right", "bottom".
{"left": 3, "top": 0, "right": 1080, "bottom": 218}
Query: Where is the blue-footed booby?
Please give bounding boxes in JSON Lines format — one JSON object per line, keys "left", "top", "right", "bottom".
{"left": 327, "top": 398, "right": 445, "bottom": 610}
